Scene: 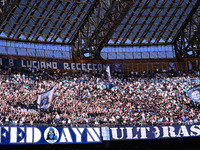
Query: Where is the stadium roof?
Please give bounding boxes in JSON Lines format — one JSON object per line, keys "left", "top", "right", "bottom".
{"left": 0, "top": 0, "right": 199, "bottom": 59}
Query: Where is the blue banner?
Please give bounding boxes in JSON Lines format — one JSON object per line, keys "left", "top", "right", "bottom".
{"left": 106, "top": 124, "right": 200, "bottom": 141}
{"left": 0, "top": 126, "right": 102, "bottom": 145}
{"left": 0, "top": 58, "right": 109, "bottom": 71}
{"left": 168, "top": 62, "right": 176, "bottom": 71}
{"left": 1, "top": 125, "right": 200, "bottom": 144}
{"left": 114, "top": 64, "right": 122, "bottom": 72}
{"left": 187, "top": 85, "right": 200, "bottom": 102}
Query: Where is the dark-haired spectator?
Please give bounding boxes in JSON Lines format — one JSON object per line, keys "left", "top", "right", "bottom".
{"left": 0, "top": 67, "right": 200, "bottom": 127}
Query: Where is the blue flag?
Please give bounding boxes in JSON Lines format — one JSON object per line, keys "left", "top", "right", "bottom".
{"left": 105, "top": 81, "right": 114, "bottom": 90}
{"left": 187, "top": 85, "right": 200, "bottom": 103}
{"left": 168, "top": 63, "right": 176, "bottom": 71}
{"left": 114, "top": 64, "right": 122, "bottom": 72}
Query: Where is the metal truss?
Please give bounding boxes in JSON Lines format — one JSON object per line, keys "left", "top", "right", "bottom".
{"left": 173, "top": 0, "right": 200, "bottom": 61}
{"left": 0, "top": 0, "right": 199, "bottom": 60}
{"left": 0, "top": 0, "right": 95, "bottom": 43}
{"left": 71, "top": 0, "right": 134, "bottom": 59}
{"left": 0, "top": 0, "right": 19, "bottom": 24}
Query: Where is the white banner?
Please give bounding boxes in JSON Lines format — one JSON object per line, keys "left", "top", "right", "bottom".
{"left": 37, "top": 87, "right": 55, "bottom": 109}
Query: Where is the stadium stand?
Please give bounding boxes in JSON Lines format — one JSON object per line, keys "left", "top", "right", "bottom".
{"left": 0, "top": 0, "right": 200, "bottom": 149}
{"left": 0, "top": 66, "right": 200, "bottom": 127}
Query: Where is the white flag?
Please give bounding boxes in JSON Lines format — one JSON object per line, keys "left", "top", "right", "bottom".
{"left": 106, "top": 65, "right": 111, "bottom": 82}
{"left": 37, "top": 86, "right": 55, "bottom": 109}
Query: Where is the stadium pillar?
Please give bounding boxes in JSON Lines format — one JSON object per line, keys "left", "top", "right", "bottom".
{"left": 173, "top": 0, "right": 200, "bottom": 60}
{"left": 70, "top": 0, "right": 134, "bottom": 60}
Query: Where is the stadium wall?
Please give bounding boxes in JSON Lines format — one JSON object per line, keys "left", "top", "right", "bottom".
{"left": 0, "top": 124, "right": 200, "bottom": 145}
{"left": 0, "top": 54, "right": 199, "bottom": 73}
{"left": 0, "top": 125, "right": 200, "bottom": 150}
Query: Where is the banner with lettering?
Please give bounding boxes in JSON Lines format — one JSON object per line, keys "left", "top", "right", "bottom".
{"left": 0, "top": 126, "right": 102, "bottom": 145}
{"left": 0, "top": 58, "right": 109, "bottom": 71}
{"left": 103, "top": 125, "right": 200, "bottom": 141}
{"left": 1, "top": 125, "right": 200, "bottom": 144}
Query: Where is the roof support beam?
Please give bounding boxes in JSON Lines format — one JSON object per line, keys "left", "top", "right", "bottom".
{"left": 133, "top": 0, "right": 160, "bottom": 44}
{"left": 120, "top": 0, "right": 151, "bottom": 44}
{"left": 49, "top": 1, "right": 80, "bottom": 42}
{"left": 67, "top": 0, "right": 99, "bottom": 43}
{"left": 113, "top": 0, "right": 142, "bottom": 44}
{"left": 44, "top": 2, "right": 70, "bottom": 41}
{"left": 61, "top": 0, "right": 90, "bottom": 42}
{"left": 106, "top": 42, "right": 173, "bottom": 46}
{"left": 137, "top": 0, "right": 167, "bottom": 44}
{"left": 26, "top": 0, "right": 51, "bottom": 40}
{"left": 173, "top": 2, "right": 200, "bottom": 61}
{"left": 0, "top": 0, "right": 20, "bottom": 31}
{"left": 34, "top": 1, "right": 61, "bottom": 41}
{"left": 31, "top": 1, "right": 60, "bottom": 41}
{"left": 10, "top": 0, "right": 36, "bottom": 38}
{"left": 72, "top": 0, "right": 134, "bottom": 59}
{"left": 165, "top": 0, "right": 191, "bottom": 42}
{"left": 0, "top": 36, "right": 71, "bottom": 45}
{"left": 148, "top": 0, "right": 175, "bottom": 44}
{"left": 15, "top": 0, "right": 43, "bottom": 39}
{"left": 154, "top": 0, "right": 184, "bottom": 44}
{"left": 0, "top": 0, "right": 199, "bottom": 51}
{"left": 172, "top": 0, "right": 200, "bottom": 43}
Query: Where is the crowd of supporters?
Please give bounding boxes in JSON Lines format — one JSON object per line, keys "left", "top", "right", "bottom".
{"left": 0, "top": 66, "right": 200, "bottom": 127}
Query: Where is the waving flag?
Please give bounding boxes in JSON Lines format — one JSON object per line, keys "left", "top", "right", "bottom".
{"left": 187, "top": 85, "right": 200, "bottom": 103}
{"left": 106, "top": 65, "right": 111, "bottom": 82}
{"left": 37, "top": 86, "right": 55, "bottom": 109}
{"left": 105, "top": 65, "right": 114, "bottom": 90}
